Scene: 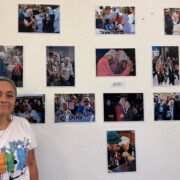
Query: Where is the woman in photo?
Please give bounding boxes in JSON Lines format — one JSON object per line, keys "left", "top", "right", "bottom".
{"left": 0, "top": 76, "right": 38, "bottom": 180}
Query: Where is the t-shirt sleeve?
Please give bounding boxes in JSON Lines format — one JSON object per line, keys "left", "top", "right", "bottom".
{"left": 24, "top": 120, "right": 38, "bottom": 150}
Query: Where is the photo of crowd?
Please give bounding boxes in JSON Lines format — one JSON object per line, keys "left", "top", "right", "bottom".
{"left": 0, "top": 46, "right": 23, "bottom": 87}
{"left": 47, "top": 46, "right": 75, "bottom": 86}
{"left": 152, "top": 46, "right": 179, "bottom": 86}
{"left": 96, "top": 49, "right": 136, "bottom": 76}
{"left": 154, "top": 93, "right": 180, "bottom": 121}
{"left": 13, "top": 95, "right": 45, "bottom": 123}
{"left": 164, "top": 8, "right": 180, "bottom": 35}
{"left": 18, "top": 4, "right": 60, "bottom": 33}
{"left": 104, "top": 93, "right": 144, "bottom": 122}
{"left": 55, "top": 94, "right": 95, "bottom": 122}
{"left": 107, "top": 130, "right": 136, "bottom": 173}
{"left": 96, "top": 6, "right": 135, "bottom": 34}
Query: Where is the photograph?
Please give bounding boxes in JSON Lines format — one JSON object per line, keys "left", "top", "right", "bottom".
{"left": 13, "top": 94, "right": 45, "bottom": 123}
{"left": 55, "top": 94, "right": 95, "bottom": 122}
{"left": 154, "top": 93, "right": 180, "bottom": 121}
{"left": 104, "top": 93, "right": 144, "bottom": 122}
{"left": 152, "top": 46, "right": 179, "bottom": 86}
{"left": 47, "top": 46, "right": 75, "bottom": 86}
{"left": 96, "top": 48, "right": 136, "bottom": 76}
{"left": 0, "top": 46, "right": 23, "bottom": 87}
{"left": 96, "top": 6, "right": 135, "bottom": 34}
{"left": 18, "top": 4, "right": 60, "bottom": 33}
{"left": 164, "top": 8, "right": 180, "bottom": 35}
{"left": 107, "top": 130, "right": 136, "bottom": 173}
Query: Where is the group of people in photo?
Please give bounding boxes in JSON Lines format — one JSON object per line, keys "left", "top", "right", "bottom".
{"left": 96, "top": 6, "right": 135, "bottom": 34}
{"left": 18, "top": 4, "right": 59, "bottom": 33}
{"left": 55, "top": 94, "right": 95, "bottom": 122}
{"left": 96, "top": 49, "right": 135, "bottom": 76}
{"left": 152, "top": 47, "right": 179, "bottom": 86}
{"left": 154, "top": 94, "right": 180, "bottom": 120}
{"left": 47, "top": 48, "right": 75, "bottom": 86}
{"left": 165, "top": 8, "right": 180, "bottom": 35}
{"left": 107, "top": 131, "right": 136, "bottom": 173}
{"left": 104, "top": 95, "right": 144, "bottom": 121}
{"left": 0, "top": 46, "right": 23, "bottom": 87}
{"left": 13, "top": 96, "right": 45, "bottom": 123}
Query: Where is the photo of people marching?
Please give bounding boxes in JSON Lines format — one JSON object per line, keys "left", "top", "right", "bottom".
{"left": 18, "top": 4, "right": 60, "bottom": 33}
{"left": 154, "top": 93, "right": 180, "bottom": 121}
{"left": 0, "top": 46, "right": 23, "bottom": 87}
{"left": 164, "top": 8, "right": 180, "bottom": 35}
{"left": 107, "top": 130, "right": 136, "bottom": 173}
{"left": 104, "top": 93, "right": 144, "bottom": 122}
{"left": 13, "top": 95, "right": 45, "bottom": 123}
{"left": 47, "top": 46, "right": 75, "bottom": 86}
{"left": 96, "top": 6, "right": 135, "bottom": 34}
{"left": 96, "top": 49, "right": 135, "bottom": 76}
{"left": 55, "top": 94, "right": 95, "bottom": 122}
{"left": 152, "top": 46, "right": 179, "bottom": 86}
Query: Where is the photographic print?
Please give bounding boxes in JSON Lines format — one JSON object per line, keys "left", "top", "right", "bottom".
{"left": 18, "top": 4, "right": 60, "bottom": 33}
{"left": 152, "top": 46, "right": 179, "bottom": 86}
{"left": 55, "top": 94, "right": 95, "bottom": 122}
{"left": 47, "top": 46, "right": 75, "bottom": 86}
{"left": 0, "top": 46, "right": 23, "bottom": 87}
{"left": 104, "top": 93, "right": 144, "bottom": 122}
{"left": 164, "top": 8, "right": 180, "bottom": 35}
{"left": 13, "top": 94, "right": 45, "bottom": 123}
{"left": 96, "top": 49, "right": 136, "bottom": 76}
{"left": 96, "top": 6, "right": 135, "bottom": 34}
{"left": 154, "top": 93, "right": 180, "bottom": 120}
{"left": 107, "top": 130, "right": 136, "bottom": 173}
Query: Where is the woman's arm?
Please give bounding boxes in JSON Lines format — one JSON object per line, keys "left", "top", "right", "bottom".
{"left": 27, "top": 149, "right": 39, "bottom": 180}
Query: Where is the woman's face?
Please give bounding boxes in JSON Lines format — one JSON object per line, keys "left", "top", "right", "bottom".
{"left": 0, "top": 81, "right": 16, "bottom": 117}
{"left": 122, "top": 143, "right": 129, "bottom": 152}
{"left": 84, "top": 98, "right": 89, "bottom": 106}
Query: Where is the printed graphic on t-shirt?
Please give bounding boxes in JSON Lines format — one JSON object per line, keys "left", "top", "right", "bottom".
{"left": 0, "top": 138, "right": 29, "bottom": 178}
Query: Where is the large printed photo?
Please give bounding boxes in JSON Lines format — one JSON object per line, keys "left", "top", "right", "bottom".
{"left": 18, "top": 4, "right": 60, "bottom": 33}
{"left": 55, "top": 94, "right": 95, "bottom": 122}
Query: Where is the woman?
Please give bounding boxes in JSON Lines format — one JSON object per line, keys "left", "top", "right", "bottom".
{"left": 0, "top": 76, "right": 38, "bottom": 180}
{"left": 42, "top": 7, "right": 55, "bottom": 33}
{"left": 61, "top": 57, "right": 74, "bottom": 86}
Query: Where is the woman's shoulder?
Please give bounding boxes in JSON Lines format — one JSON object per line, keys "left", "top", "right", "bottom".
{"left": 12, "top": 115, "right": 30, "bottom": 127}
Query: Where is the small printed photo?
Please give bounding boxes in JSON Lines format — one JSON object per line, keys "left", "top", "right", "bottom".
{"left": 18, "top": 4, "right": 60, "bottom": 33}
{"left": 152, "top": 46, "right": 179, "bottom": 86}
{"left": 96, "top": 6, "right": 135, "bottom": 34}
{"left": 107, "top": 130, "right": 136, "bottom": 173}
{"left": 13, "top": 94, "right": 45, "bottom": 123}
{"left": 154, "top": 93, "right": 180, "bottom": 121}
{"left": 96, "top": 49, "right": 136, "bottom": 76}
{"left": 164, "top": 8, "right": 180, "bottom": 35}
{"left": 47, "top": 46, "right": 75, "bottom": 86}
{"left": 104, "top": 93, "right": 144, "bottom": 122}
{"left": 55, "top": 94, "right": 95, "bottom": 122}
{"left": 0, "top": 46, "right": 23, "bottom": 87}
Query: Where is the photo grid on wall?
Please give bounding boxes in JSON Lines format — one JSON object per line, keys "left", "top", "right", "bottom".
{"left": 1, "top": 1, "right": 180, "bottom": 178}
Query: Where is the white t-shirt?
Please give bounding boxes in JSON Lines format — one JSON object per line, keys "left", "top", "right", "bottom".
{"left": 61, "top": 63, "right": 74, "bottom": 81}
{"left": 0, "top": 116, "right": 37, "bottom": 180}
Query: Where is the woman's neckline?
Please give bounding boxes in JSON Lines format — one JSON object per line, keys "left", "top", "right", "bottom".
{"left": 0, "top": 115, "right": 13, "bottom": 131}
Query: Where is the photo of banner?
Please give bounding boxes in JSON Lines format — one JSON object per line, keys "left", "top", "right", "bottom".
{"left": 55, "top": 94, "right": 95, "bottom": 122}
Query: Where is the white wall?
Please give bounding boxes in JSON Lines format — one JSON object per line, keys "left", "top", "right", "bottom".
{"left": 1, "top": 0, "right": 180, "bottom": 179}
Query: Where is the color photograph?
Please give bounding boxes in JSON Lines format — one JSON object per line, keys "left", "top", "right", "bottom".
{"left": 96, "top": 6, "right": 135, "bottom": 34}
{"left": 13, "top": 94, "right": 45, "bottom": 123}
{"left": 18, "top": 4, "right": 60, "bottom": 33}
{"left": 164, "top": 8, "right": 180, "bottom": 35}
{"left": 107, "top": 130, "right": 136, "bottom": 173}
{"left": 104, "top": 93, "right": 144, "bottom": 122}
{"left": 0, "top": 46, "right": 23, "bottom": 87}
{"left": 55, "top": 94, "right": 95, "bottom": 122}
{"left": 154, "top": 93, "right": 180, "bottom": 120}
{"left": 96, "top": 49, "right": 136, "bottom": 76}
{"left": 152, "top": 46, "right": 179, "bottom": 86}
{"left": 47, "top": 46, "right": 75, "bottom": 86}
